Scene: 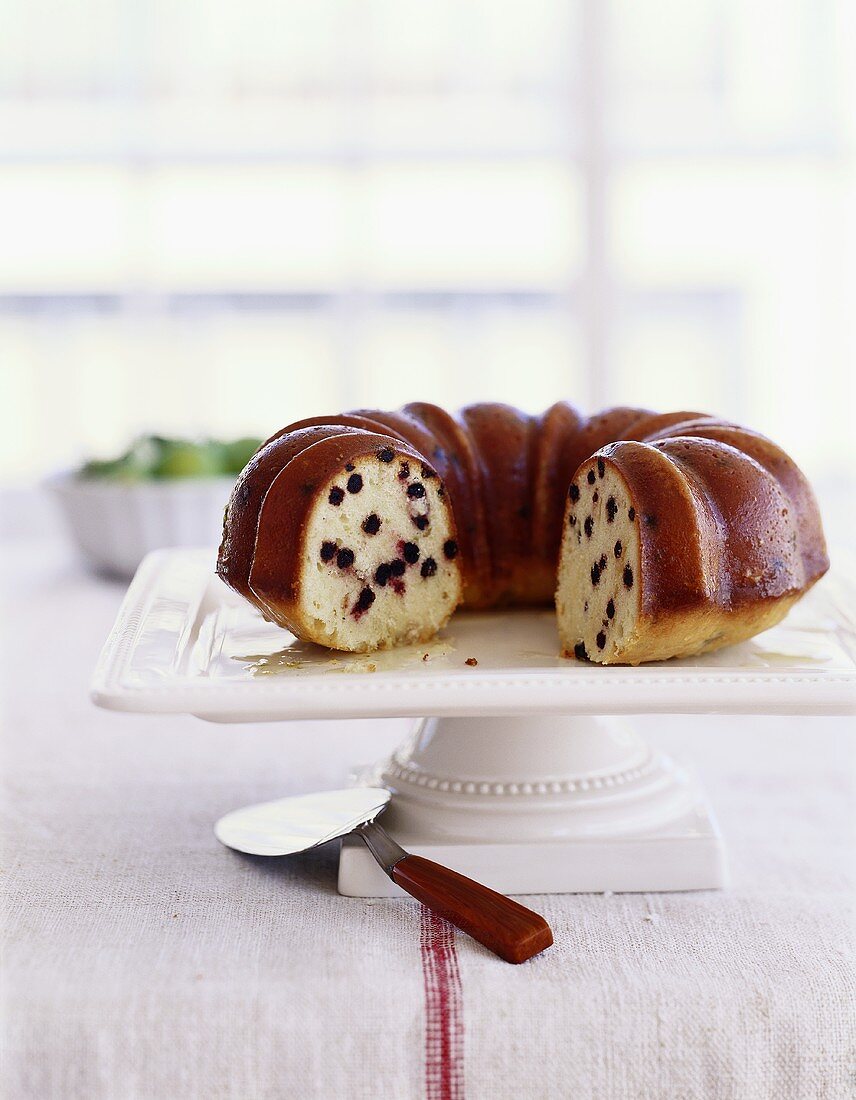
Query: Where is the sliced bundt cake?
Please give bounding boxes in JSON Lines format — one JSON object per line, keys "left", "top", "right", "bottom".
{"left": 217, "top": 402, "right": 828, "bottom": 662}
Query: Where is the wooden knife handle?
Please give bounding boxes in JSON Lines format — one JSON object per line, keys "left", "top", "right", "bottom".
{"left": 391, "top": 855, "right": 553, "bottom": 964}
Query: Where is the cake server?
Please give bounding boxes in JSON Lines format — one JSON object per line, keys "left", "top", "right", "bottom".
{"left": 215, "top": 787, "right": 552, "bottom": 964}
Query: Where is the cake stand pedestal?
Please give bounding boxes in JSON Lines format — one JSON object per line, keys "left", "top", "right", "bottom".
{"left": 91, "top": 550, "right": 855, "bottom": 898}
{"left": 339, "top": 714, "right": 723, "bottom": 896}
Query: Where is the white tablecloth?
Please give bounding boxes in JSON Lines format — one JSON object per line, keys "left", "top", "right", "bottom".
{"left": 1, "top": 530, "right": 854, "bottom": 1100}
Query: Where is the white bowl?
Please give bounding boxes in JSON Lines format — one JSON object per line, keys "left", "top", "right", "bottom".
{"left": 46, "top": 471, "right": 236, "bottom": 578}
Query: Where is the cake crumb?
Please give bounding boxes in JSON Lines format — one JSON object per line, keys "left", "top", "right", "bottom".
{"left": 465, "top": 657, "right": 478, "bottom": 667}
{"left": 365, "top": 663, "right": 377, "bottom": 673}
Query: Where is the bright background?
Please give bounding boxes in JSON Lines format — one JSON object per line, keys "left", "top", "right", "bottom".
{"left": 1, "top": 0, "right": 855, "bottom": 493}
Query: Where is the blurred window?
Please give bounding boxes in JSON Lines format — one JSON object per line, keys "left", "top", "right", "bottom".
{"left": 0, "top": 0, "right": 853, "bottom": 480}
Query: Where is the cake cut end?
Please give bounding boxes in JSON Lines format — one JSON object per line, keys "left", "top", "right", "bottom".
{"left": 253, "top": 445, "right": 462, "bottom": 652}
{"left": 556, "top": 459, "right": 643, "bottom": 665}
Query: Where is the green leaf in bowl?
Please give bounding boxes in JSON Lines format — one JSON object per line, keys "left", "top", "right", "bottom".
{"left": 78, "top": 434, "right": 265, "bottom": 481}
{"left": 151, "top": 440, "right": 229, "bottom": 479}
{"left": 222, "top": 437, "right": 263, "bottom": 474}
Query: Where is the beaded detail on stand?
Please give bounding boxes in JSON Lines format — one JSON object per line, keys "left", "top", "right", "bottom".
{"left": 382, "top": 754, "right": 656, "bottom": 796}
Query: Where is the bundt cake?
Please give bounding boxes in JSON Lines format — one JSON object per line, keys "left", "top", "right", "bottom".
{"left": 217, "top": 403, "right": 828, "bottom": 663}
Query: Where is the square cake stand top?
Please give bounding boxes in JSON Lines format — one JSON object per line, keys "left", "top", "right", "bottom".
{"left": 92, "top": 549, "right": 856, "bottom": 723}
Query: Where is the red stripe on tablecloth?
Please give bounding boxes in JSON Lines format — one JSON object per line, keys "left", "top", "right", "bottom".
{"left": 420, "top": 907, "right": 465, "bottom": 1100}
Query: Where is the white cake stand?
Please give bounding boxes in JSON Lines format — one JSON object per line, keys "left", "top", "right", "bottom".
{"left": 92, "top": 549, "right": 856, "bottom": 896}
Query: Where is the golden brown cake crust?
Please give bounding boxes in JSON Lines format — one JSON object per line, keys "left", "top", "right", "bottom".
{"left": 216, "top": 422, "right": 378, "bottom": 614}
